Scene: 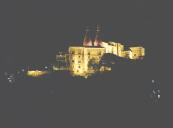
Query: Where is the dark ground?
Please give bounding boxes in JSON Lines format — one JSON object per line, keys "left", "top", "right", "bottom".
{"left": 0, "top": 59, "right": 162, "bottom": 128}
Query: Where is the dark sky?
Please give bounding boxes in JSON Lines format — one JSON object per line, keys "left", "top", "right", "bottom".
{"left": 0, "top": 0, "right": 171, "bottom": 71}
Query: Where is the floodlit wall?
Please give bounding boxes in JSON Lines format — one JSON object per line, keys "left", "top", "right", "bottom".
{"left": 69, "top": 47, "right": 105, "bottom": 77}
{"left": 101, "top": 42, "right": 145, "bottom": 59}
{"left": 53, "top": 53, "right": 69, "bottom": 71}
{"left": 129, "top": 47, "right": 145, "bottom": 59}
{"left": 101, "top": 42, "right": 124, "bottom": 56}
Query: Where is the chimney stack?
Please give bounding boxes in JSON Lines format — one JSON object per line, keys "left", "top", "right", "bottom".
{"left": 83, "top": 27, "right": 92, "bottom": 46}
{"left": 94, "top": 25, "right": 102, "bottom": 46}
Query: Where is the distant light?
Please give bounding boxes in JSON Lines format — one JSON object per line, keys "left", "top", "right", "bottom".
{"left": 152, "top": 80, "right": 155, "bottom": 83}
{"left": 8, "top": 79, "right": 15, "bottom": 84}
{"left": 21, "top": 69, "right": 25, "bottom": 72}
{"left": 9, "top": 75, "right": 14, "bottom": 78}
{"left": 152, "top": 90, "right": 156, "bottom": 94}
{"left": 158, "top": 94, "right": 160, "bottom": 99}
{"left": 27, "top": 70, "right": 48, "bottom": 77}
{"left": 45, "top": 66, "right": 48, "bottom": 69}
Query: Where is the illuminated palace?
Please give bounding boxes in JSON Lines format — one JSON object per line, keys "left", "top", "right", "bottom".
{"left": 53, "top": 26, "right": 145, "bottom": 78}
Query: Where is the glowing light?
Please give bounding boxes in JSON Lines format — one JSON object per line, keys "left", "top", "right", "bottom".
{"left": 27, "top": 70, "right": 48, "bottom": 77}
{"left": 158, "top": 94, "right": 160, "bottom": 99}
{"left": 152, "top": 80, "right": 155, "bottom": 83}
{"left": 100, "top": 66, "right": 111, "bottom": 72}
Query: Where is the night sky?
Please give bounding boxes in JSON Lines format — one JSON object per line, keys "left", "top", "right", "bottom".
{"left": 0, "top": 0, "right": 171, "bottom": 127}
{"left": 1, "top": 0, "right": 171, "bottom": 67}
